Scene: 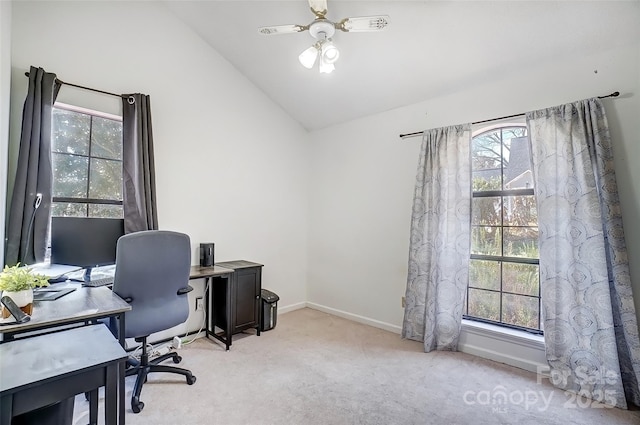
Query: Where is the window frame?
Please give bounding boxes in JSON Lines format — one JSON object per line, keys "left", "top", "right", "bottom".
{"left": 51, "top": 102, "right": 124, "bottom": 218}
{"left": 464, "top": 122, "right": 542, "bottom": 335}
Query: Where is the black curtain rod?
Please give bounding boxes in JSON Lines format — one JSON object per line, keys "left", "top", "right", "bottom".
{"left": 399, "top": 91, "right": 621, "bottom": 139}
{"left": 24, "top": 71, "right": 126, "bottom": 99}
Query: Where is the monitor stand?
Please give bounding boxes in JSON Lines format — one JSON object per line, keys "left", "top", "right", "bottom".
{"left": 78, "top": 266, "right": 115, "bottom": 286}
{"left": 83, "top": 267, "right": 94, "bottom": 283}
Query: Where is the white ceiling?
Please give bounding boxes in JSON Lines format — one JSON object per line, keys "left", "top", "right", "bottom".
{"left": 164, "top": 1, "right": 640, "bottom": 131}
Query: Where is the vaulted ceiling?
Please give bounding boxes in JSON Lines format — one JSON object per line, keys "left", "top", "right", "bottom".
{"left": 165, "top": 1, "right": 640, "bottom": 131}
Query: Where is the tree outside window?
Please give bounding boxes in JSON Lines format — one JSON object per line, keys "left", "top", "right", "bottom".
{"left": 465, "top": 125, "right": 542, "bottom": 333}
{"left": 51, "top": 104, "right": 123, "bottom": 218}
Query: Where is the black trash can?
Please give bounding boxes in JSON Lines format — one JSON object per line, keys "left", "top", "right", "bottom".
{"left": 261, "top": 289, "right": 279, "bottom": 331}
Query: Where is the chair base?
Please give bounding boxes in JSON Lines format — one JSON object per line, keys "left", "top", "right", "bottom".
{"left": 127, "top": 343, "right": 196, "bottom": 413}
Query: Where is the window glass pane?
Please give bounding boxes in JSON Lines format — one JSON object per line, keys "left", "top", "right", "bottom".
{"left": 503, "top": 195, "right": 537, "bottom": 226}
{"left": 502, "top": 294, "right": 539, "bottom": 329}
{"left": 504, "top": 227, "right": 538, "bottom": 258}
{"left": 502, "top": 131, "right": 533, "bottom": 190}
{"left": 502, "top": 262, "right": 539, "bottom": 296}
{"left": 469, "top": 260, "right": 500, "bottom": 290}
{"left": 472, "top": 171, "right": 501, "bottom": 192}
{"left": 472, "top": 130, "right": 503, "bottom": 191}
{"left": 88, "top": 204, "right": 123, "bottom": 218}
{"left": 51, "top": 202, "right": 87, "bottom": 217}
{"left": 467, "top": 288, "right": 500, "bottom": 322}
{"left": 499, "top": 127, "right": 525, "bottom": 166}
{"left": 89, "top": 158, "right": 122, "bottom": 200}
{"left": 472, "top": 130, "right": 503, "bottom": 170}
{"left": 52, "top": 153, "right": 88, "bottom": 197}
{"left": 471, "top": 226, "right": 501, "bottom": 256}
{"left": 472, "top": 197, "right": 501, "bottom": 225}
{"left": 92, "top": 117, "right": 122, "bottom": 160}
{"left": 52, "top": 108, "right": 90, "bottom": 155}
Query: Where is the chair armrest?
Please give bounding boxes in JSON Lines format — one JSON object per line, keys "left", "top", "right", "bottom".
{"left": 177, "top": 285, "right": 193, "bottom": 295}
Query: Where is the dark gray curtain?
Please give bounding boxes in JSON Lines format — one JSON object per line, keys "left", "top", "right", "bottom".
{"left": 121, "top": 94, "right": 158, "bottom": 233}
{"left": 5, "top": 66, "right": 61, "bottom": 266}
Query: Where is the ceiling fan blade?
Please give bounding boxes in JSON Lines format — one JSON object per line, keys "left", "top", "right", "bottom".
{"left": 308, "top": 0, "right": 328, "bottom": 18}
{"left": 258, "top": 24, "right": 307, "bottom": 35}
{"left": 336, "top": 15, "right": 390, "bottom": 32}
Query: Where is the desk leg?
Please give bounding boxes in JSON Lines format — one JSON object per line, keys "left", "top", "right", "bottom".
{"left": 0, "top": 395, "right": 12, "bottom": 425}
{"left": 88, "top": 389, "right": 98, "bottom": 425}
{"left": 117, "top": 313, "right": 126, "bottom": 348}
{"left": 104, "top": 363, "right": 118, "bottom": 425}
{"left": 205, "top": 274, "right": 232, "bottom": 351}
{"left": 118, "top": 359, "right": 125, "bottom": 425}
{"left": 225, "top": 275, "right": 232, "bottom": 350}
{"left": 204, "top": 277, "right": 211, "bottom": 339}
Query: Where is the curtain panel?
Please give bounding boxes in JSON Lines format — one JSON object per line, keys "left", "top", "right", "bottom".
{"left": 121, "top": 94, "right": 158, "bottom": 233}
{"left": 526, "top": 98, "right": 640, "bottom": 408}
{"left": 5, "top": 66, "right": 61, "bottom": 266}
{"left": 402, "top": 124, "right": 472, "bottom": 352}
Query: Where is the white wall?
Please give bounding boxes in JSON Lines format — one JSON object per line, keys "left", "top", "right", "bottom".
{"left": 6, "top": 1, "right": 640, "bottom": 368}
{"left": 0, "top": 1, "right": 11, "bottom": 268}
{"left": 307, "top": 42, "right": 640, "bottom": 364}
{"left": 8, "top": 1, "right": 310, "bottom": 339}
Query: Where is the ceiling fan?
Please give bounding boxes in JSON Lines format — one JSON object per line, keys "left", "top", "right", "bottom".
{"left": 258, "top": 0, "right": 389, "bottom": 74}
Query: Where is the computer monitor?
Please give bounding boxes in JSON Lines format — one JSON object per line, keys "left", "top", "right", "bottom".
{"left": 50, "top": 217, "right": 125, "bottom": 282}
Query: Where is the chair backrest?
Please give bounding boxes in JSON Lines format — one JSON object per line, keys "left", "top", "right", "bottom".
{"left": 112, "top": 230, "right": 191, "bottom": 339}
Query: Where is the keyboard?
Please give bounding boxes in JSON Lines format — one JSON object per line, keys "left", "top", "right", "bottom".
{"left": 82, "top": 276, "right": 114, "bottom": 287}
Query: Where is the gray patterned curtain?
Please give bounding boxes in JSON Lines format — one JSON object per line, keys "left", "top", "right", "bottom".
{"left": 121, "top": 94, "right": 158, "bottom": 233}
{"left": 5, "top": 66, "right": 61, "bottom": 266}
{"left": 527, "top": 98, "right": 640, "bottom": 408}
{"left": 402, "top": 124, "right": 472, "bottom": 352}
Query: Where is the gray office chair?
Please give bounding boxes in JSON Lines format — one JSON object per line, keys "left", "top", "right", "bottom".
{"left": 112, "top": 230, "right": 196, "bottom": 413}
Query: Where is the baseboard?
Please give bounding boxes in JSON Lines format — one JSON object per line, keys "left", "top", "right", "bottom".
{"left": 299, "top": 302, "right": 547, "bottom": 374}
{"left": 306, "top": 302, "right": 402, "bottom": 334}
{"left": 279, "top": 301, "right": 307, "bottom": 315}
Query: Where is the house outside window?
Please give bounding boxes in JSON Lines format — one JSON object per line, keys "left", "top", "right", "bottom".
{"left": 51, "top": 103, "right": 123, "bottom": 219}
{"left": 464, "top": 123, "right": 542, "bottom": 333}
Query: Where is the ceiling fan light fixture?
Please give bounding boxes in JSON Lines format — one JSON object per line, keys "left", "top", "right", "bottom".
{"left": 299, "top": 45, "right": 319, "bottom": 69}
{"left": 319, "top": 56, "right": 335, "bottom": 74}
{"left": 321, "top": 40, "right": 340, "bottom": 64}
{"left": 260, "top": 0, "right": 390, "bottom": 75}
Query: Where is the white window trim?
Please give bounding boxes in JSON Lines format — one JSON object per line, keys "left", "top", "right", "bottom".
{"left": 54, "top": 102, "right": 122, "bottom": 122}
{"left": 461, "top": 318, "right": 544, "bottom": 349}
{"left": 458, "top": 318, "right": 547, "bottom": 373}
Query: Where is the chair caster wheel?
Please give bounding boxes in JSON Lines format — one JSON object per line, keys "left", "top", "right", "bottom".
{"left": 132, "top": 398, "right": 144, "bottom": 413}
{"left": 173, "top": 355, "right": 182, "bottom": 364}
{"left": 187, "top": 375, "right": 196, "bottom": 385}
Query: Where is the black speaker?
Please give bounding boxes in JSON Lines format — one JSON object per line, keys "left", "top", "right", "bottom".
{"left": 199, "top": 243, "right": 215, "bottom": 267}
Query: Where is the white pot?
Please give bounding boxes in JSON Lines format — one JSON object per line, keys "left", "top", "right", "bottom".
{"left": 1, "top": 288, "right": 34, "bottom": 318}
{"left": 2, "top": 289, "right": 34, "bottom": 307}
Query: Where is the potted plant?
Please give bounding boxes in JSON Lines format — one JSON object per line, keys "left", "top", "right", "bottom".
{"left": 0, "top": 263, "right": 49, "bottom": 318}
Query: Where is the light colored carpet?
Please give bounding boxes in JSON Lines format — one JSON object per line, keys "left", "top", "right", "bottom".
{"left": 73, "top": 308, "right": 640, "bottom": 425}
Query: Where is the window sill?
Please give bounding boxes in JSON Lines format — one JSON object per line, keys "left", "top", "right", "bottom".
{"left": 461, "top": 319, "right": 545, "bottom": 350}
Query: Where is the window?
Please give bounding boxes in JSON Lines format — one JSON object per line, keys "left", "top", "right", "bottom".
{"left": 464, "top": 124, "right": 542, "bottom": 333}
{"left": 51, "top": 103, "right": 123, "bottom": 218}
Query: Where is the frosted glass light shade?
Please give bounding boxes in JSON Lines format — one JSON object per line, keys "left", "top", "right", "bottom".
{"left": 319, "top": 58, "right": 335, "bottom": 74}
{"left": 299, "top": 46, "right": 319, "bottom": 69}
{"left": 321, "top": 41, "right": 339, "bottom": 64}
